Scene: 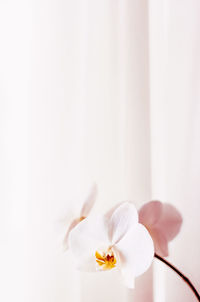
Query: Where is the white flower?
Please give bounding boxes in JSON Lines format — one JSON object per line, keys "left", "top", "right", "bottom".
{"left": 63, "top": 184, "right": 97, "bottom": 250}
{"left": 69, "top": 202, "right": 154, "bottom": 288}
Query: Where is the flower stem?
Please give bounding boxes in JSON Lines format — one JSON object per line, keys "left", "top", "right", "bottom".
{"left": 154, "top": 253, "right": 200, "bottom": 301}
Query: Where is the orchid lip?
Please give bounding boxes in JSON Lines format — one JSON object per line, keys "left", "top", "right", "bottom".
{"left": 95, "top": 247, "right": 117, "bottom": 271}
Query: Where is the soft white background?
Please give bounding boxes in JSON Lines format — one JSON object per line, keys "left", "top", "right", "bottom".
{"left": 0, "top": 0, "right": 200, "bottom": 301}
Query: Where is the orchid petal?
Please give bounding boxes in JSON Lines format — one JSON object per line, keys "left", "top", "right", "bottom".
{"left": 139, "top": 201, "right": 162, "bottom": 227}
{"left": 116, "top": 223, "right": 154, "bottom": 287}
{"left": 80, "top": 183, "right": 97, "bottom": 217}
{"left": 108, "top": 202, "right": 138, "bottom": 245}
{"left": 156, "top": 203, "right": 182, "bottom": 241}
{"left": 63, "top": 218, "right": 80, "bottom": 250}
{"left": 105, "top": 201, "right": 126, "bottom": 219}
{"left": 69, "top": 214, "right": 109, "bottom": 271}
{"left": 149, "top": 228, "right": 169, "bottom": 257}
{"left": 139, "top": 202, "right": 182, "bottom": 257}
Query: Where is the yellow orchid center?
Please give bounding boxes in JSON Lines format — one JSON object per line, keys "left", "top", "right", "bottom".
{"left": 95, "top": 248, "right": 117, "bottom": 271}
{"left": 79, "top": 216, "right": 86, "bottom": 222}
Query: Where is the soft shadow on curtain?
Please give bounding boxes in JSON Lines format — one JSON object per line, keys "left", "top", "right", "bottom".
{"left": 0, "top": 0, "right": 200, "bottom": 302}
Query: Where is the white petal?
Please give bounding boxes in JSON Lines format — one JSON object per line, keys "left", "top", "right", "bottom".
{"left": 116, "top": 223, "right": 154, "bottom": 284}
{"left": 105, "top": 201, "right": 125, "bottom": 219}
{"left": 69, "top": 214, "right": 109, "bottom": 272}
{"left": 108, "top": 202, "right": 138, "bottom": 245}
{"left": 80, "top": 183, "right": 97, "bottom": 217}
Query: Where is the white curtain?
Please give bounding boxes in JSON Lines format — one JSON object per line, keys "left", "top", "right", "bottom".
{"left": 0, "top": 0, "right": 200, "bottom": 301}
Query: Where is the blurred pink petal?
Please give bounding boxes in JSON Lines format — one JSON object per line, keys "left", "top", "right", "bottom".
{"left": 150, "top": 228, "right": 169, "bottom": 257}
{"left": 139, "top": 201, "right": 162, "bottom": 226}
{"left": 139, "top": 201, "right": 182, "bottom": 257}
{"left": 80, "top": 183, "right": 97, "bottom": 217}
{"left": 158, "top": 203, "right": 183, "bottom": 241}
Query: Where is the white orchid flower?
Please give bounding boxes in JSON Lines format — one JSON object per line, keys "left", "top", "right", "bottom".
{"left": 63, "top": 184, "right": 97, "bottom": 250}
{"left": 69, "top": 202, "right": 154, "bottom": 288}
